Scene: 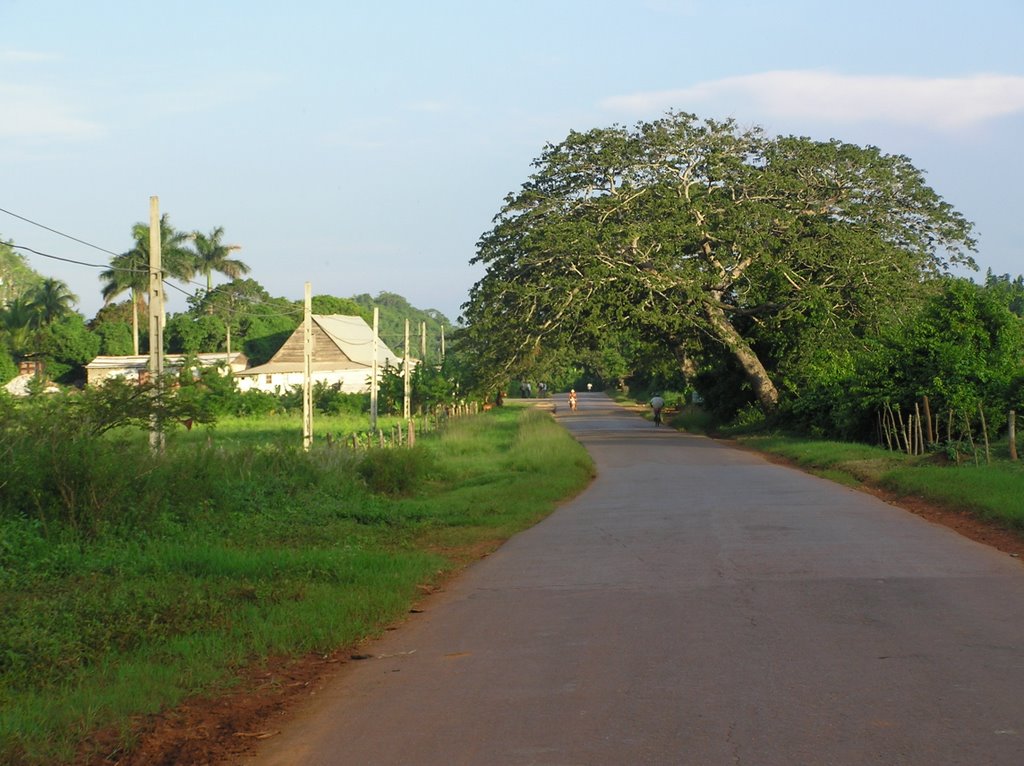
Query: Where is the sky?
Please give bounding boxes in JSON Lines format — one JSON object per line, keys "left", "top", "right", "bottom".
{"left": 2, "top": 0, "right": 1022, "bottom": 325}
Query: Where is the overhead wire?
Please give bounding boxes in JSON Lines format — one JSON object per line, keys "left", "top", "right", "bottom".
{"left": 0, "top": 205, "right": 121, "bottom": 257}
{"left": 2, "top": 210, "right": 422, "bottom": 345}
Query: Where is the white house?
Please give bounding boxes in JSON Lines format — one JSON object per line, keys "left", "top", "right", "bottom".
{"left": 234, "top": 314, "right": 406, "bottom": 394}
{"left": 85, "top": 352, "right": 249, "bottom": 387}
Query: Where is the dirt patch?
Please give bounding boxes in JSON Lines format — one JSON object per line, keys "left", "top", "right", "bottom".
{"left": 80, "top": 650, "right": 341, "bottom": 766}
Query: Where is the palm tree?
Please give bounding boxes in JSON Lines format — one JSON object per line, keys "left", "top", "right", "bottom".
{"left": 100, "top": 214, "right": 195, "bottom": 355}
{"left": 132, "top": 214, "right": 196, "bottom": 284}
{"left": 0, "top": 295, "right": 37, "bottom": 358}
{"left": 191, "top": 226, "right": 248, "bottom": 292}
{"left": 28, "top": 278, "right": 78, "bottom": 328}
{"left": 0, "top": 280, "right": 76, "bottom": 371}
{"left": 100, "top": 249, "right": 148, "bottom": 355}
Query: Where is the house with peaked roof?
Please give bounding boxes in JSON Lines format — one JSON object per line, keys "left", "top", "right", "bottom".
{"left": 234, "top": 314, "right": 406, "bottom": 394}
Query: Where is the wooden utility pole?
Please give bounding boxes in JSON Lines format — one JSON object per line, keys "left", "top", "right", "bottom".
{"left": 403, "top": 318, "right": 411, "bottom": 420}
{"left": 1010, "top": 410, "right": 1018, "bottom": 461}
{"left": 302, "top": 282, "right": 313, "bottom": 451}
{"left": 420, "top": 321, "right": 427, "bottom": 363}
{"left": 370, "top": 307, "right": 379, "bottom": 431}
{"left": 148, "top": 196, "right": 165, "bottom": 453}
{"left": 440, "top": 324, "right": 445, "bottom": 362}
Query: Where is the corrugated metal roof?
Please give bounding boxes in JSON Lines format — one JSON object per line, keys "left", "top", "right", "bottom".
{"left": 312, "top": 314, "right": 400, "bottom": 367}
{"left": 85, "top": 352, "right": 247, "bottom": 370}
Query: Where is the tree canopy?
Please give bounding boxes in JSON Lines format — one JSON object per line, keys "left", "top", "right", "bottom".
{"left": 461, "top": 112, "right": 977, "bottom": 412}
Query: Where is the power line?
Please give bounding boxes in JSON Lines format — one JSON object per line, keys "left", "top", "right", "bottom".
{"left": 6, "top": 243, "right": 109, "bottom": 270}
{"left": 0, "top": 205, "right": 120, "bottom": 257}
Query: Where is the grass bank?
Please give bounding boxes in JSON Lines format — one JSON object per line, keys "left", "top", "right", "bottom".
{"left": 0, "top": 406, "right": 593, "bottom": 765}
{"left": 737, "top": 435, "right": 1024, "bottom": 528}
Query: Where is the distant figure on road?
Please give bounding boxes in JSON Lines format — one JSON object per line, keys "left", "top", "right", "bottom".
{"left": 568, "top": 389, "right": 578, "bottom": 412}
{"left": 649, "top": 393, "right": 665, "bottom": 426}
{"left": 586, "top": 382, "right": 593, "bottom": 391}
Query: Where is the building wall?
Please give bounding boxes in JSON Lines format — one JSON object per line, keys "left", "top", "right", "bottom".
{"left": 235, "top": 367, "right": 374, "bottom": 394}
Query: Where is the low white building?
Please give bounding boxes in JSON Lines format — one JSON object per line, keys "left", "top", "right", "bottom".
{"left": 234, "top": 314, "right": 406, "bottom": 394}
{"left": 85, "top": 352, "right": 249, "bottom": 386}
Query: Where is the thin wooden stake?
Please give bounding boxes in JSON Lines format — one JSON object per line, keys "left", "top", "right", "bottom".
{"left": 1009, "top": 410, "right": 1018, "bottom": 461}
{"left": 896, "top": 405, "right": 911, "bottom": 455}
{"left": 922, "top": 396, "right": 933, "bottom": 446}
{"left": 963, "top": 413, "right": 978, "bottom": 466}
{"left": 978, "top": 403, "right": 991, "bottom": 465}
{"left": 921, "top": 403, "right": 929, "bottom": 458}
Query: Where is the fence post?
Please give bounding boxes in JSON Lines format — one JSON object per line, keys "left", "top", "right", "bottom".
{"left": 408, "top": 418, "right": 416, "bottom": 448}
{"left": 922, "top": 396, "right": 933, "bottom": 446}
{"left": 1010, "top": 410, "right": 1018, "bottom": 461}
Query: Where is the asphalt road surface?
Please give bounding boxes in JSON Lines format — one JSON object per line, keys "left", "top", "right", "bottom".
{"left": 245, "top": 393, "right": 1024, "bottom": 765}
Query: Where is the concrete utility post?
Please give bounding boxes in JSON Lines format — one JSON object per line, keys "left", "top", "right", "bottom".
{"left": 147, "top": 196, "right": 165, "bottom": 453}
{"left": 370, "top": 307, "right": 379, "bottom": 431}
{"left": 403, "top": 318, "right": 411, "bottom": 420}
{"left": 302, "top": 282, "right": 313, "bottom": 451}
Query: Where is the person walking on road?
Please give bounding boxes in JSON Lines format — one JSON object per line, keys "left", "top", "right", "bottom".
{"left": 568, "top": 389, "right": 578, "bottom": 412}
{"left": 649, "top": 393, "right": 665, "bottom": 426}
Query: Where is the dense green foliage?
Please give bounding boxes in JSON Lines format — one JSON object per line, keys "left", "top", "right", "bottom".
{"left": 781, "top": 277, "right": 1024, "bottom": 440}
{"left": 351, "top": 291, "right": 450, "bottom": 365}
{"left": 0, "top": 402, "right": 592, "bottom": 765}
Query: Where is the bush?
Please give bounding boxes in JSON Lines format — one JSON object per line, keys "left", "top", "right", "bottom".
{"left": 314, "top": 382, "right": 368, "bottom": 415}
{"left": 357, "top": 447, "right": 436, "bottom": 495}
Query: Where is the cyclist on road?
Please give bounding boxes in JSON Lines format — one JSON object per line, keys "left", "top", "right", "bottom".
{"left": 649, "top": 393, "right": 665, "bottom": 426}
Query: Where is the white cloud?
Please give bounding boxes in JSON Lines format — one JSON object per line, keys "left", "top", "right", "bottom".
{"left": 0, "top": 84, "right": 103, "bottom": 140}
{"left": 602, "top": 71, "right": 1024, "bottom": 131}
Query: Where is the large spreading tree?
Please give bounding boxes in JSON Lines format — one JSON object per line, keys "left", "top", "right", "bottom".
{"left": 461, "top": 112, "right": 976, "bottom": 411}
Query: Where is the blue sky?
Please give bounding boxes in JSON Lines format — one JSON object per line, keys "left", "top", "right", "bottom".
{"left": 2, "top": 0, "right": 1022, "bottom": 323}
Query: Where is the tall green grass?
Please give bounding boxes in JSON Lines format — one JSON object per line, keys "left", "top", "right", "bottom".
{"left": 0, "top": 406, "right": 593, "bottom": 765}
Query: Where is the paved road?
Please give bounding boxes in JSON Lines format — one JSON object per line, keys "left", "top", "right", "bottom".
{"left": 245, "top": 393, "right": 1024, "bottom": 765}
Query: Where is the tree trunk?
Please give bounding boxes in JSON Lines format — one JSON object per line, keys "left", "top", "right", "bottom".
{"left": 702, "top": 299, "right": 779, "bottom": 412}
{"left": 670, "top": 343, "right": 699, "bottom": 380}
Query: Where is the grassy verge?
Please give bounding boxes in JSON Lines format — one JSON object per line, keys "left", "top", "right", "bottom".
{"left": 737, "top": 435, "right": 1024, "bottom": 527}
{"left": 0, "top": 407, "right": 593, "bottom": 765}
